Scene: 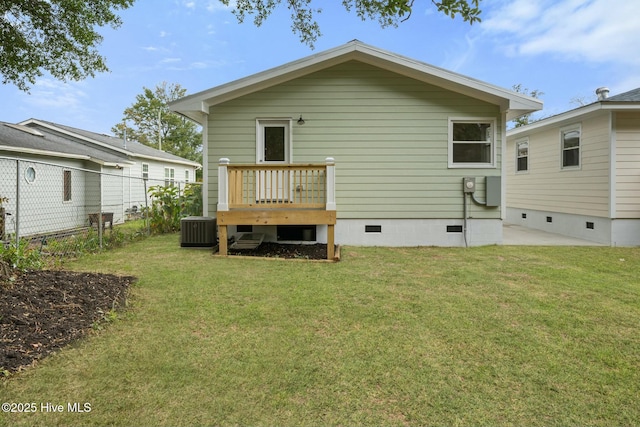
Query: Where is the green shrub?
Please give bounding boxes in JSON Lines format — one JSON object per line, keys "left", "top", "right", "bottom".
{"left": 146, "top": 184, "right": 203, "bottom": 234}
{"left": 182, "top": 183, "right": 203, "bottom": 217}
{"left": 147, "top": 185, "right": 182, "bottom": 234}
{"left": 0, "top": 239, "right": 44, "bottom": 271}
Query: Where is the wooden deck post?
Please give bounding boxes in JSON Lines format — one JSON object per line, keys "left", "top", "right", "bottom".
{"left": 218, "top": 224, "right": 228, "bottom": 256}
{"left": 217, "top": 158, "right": 230, "bottom": 212}
{"left": 325, "top": 157, "right": 336, "bottom": 211}
{"left": 325, "top": 157, "right": 336, "bottom": 260}
{"left": 217, "top": 158, "right": 230, "bottom": 255}
{"left": 327, "top": 224, "right": 335, "bottom": 260}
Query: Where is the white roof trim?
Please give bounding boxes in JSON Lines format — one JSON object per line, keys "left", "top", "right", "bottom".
{"left": 19, "top": 119, "right": 131, "bottom": 155}
{"left": 0, "top": 144, "right": 134, "bottom": 168}
{"left": 18, "top": 119, "right": 200, "bottom": 168}
{"left": 5, "top": 123, "right": 44, "bottom": 137}
{"left": 170, "top": 40, "right": 542, "bottom": 123}
{"left": 0, "top": 145, "right": 91, "bottom": 161}
{"left": 508, "top": 98, "right": 640, "bottom": 137}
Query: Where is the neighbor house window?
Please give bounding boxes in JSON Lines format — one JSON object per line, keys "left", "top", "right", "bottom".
{"left": 63, "top": 170, "right": 72, "bottom": 202}
{"left": 164, "top": 167, "right": 175, "bottom": 186}
{"left": 449, "top": 118, "right": 496, "bottom": 167}
{"left": 185, "top": 170, "right": 190, "bottom": 183}
{"left": 516, "top": 139, "right": 529, "bottom": 172}
{"left": 561, "top": 126, "right": 580, "bottom": 168}
{"left": 142, "top": 163, "right": 149, "bottom": 180}
{"left": 24, "top": 166, "right": 36, "bottom": 183}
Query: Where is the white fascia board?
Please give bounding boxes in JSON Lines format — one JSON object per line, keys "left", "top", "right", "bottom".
{"left": 350, "top": 46, "right": 543, "bottom": 116}
{"left": 507, "top": 104, "right": 604, "bottom": 137}
{"left": 507, "top": 101, "right": 640, "bottom": 138}
{"left": 170, "top": 40, "right": 543, "bottom": 119}
{"left": 601, "top": 103, "right": 640, "bottom": 111}
{"left": 130, "top": 153, "right": 200, "bottom": 168}
{"left": 20, "top": 119, "right": 200, "bottom": 167}
{"left": 0, "top": 145, "right": 91, "bottom": 161}
{"left": 19, "top": 119, "right": 133, "bottom": 156}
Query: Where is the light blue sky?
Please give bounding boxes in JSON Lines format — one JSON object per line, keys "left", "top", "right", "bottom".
{"left": 2, "top": 0, "right": 639, "bottom": 134}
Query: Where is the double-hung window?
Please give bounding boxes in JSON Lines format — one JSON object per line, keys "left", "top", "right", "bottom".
{"left": 516, "top": 139, "right": 529, "bottom": 172}
{"left": 164, "top": 167, "right": 175, "bottom": 186}
{"left": 561, "top": 125, "right": 580, "bottom": 169}
{"left": 142, "top": 163, "right": 149, "bottom": 180}
{"left": 449, "top": 118, "right": 496, "bottom": 168}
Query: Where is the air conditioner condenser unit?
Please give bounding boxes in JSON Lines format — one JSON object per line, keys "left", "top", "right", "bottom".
{"left": 180, "top": 216, "right": 216, "bottom": 247}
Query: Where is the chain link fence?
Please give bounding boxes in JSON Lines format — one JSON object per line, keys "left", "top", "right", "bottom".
{"left": 1, "top": 156, "right": 200, "bottom": 261}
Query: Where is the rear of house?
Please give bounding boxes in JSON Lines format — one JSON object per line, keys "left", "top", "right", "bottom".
{"left": 506, "top": 88, "right": 640, "bottom": 246}
{"left": 170, "top": 41, "right": 541, "bottom": 250}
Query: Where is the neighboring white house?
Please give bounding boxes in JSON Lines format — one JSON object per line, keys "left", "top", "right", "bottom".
{"left": 169, "top": 40, "right": 542, "bottom": 251}
{"left": 0, "top": 119, "right": 200, "bottom": 238}
{"left": 506, "top": 87, "right": 640, "bottom": 246}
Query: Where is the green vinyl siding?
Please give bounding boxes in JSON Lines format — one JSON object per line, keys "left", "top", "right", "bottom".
{"left": 207, "top": 60, "right": 503, "bottom": 219}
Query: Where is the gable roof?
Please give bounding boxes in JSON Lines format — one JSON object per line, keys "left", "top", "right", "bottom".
{"left": 0, "top": 122, "right": 128, "bottom": 166}
{"left": 508, "top": 87, "right": 640, "bottom": 137}
{"left": 169, "top": 40, "right": 542, "bottom": 123}
{"left": 604, "top": 87, "right": 640, "bottom": 102}
{"left": 0, "top": 119, "right": 200, "bottom": 168}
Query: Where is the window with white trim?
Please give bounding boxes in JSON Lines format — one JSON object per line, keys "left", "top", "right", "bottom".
{"left": 561, "top": 125, "right": 580, "bottom": 169}
{"left": 449, "top": 118, "right": 496, "bottom": 167}
{"left": 164, "top": 167, "right": 175, "bottom": 186}
{"left": 24, "top": 166, "right": 37, "bottom": 183}
{"left": 516, "top": 139, "right": 529, "bottom": 172}
{"left": 142, "top": 163, "right": 149, "bottom": 180}
{"left": 185, "top": 170, "right": 190, "bottom": 183}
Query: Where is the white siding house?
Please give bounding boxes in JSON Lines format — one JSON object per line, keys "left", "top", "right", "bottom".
{"left": 0, "top": 120, "right": 200, "bottom": 238}
{"left": 506, "top": 87, "right": 640, "bottom": 246}
{"left": 170, "top": 41, "right": 542, "bottom": 253}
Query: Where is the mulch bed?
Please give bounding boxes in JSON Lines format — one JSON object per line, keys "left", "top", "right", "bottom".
{"left": 1, "top": 270, "right": 135, "bottom": 373}
{"left": 228, "top": 242, "right": 335, "bottom": 260}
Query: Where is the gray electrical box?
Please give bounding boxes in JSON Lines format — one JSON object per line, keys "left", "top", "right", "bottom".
{"left": 463, "top": 177, "right": 476, "bottom": 193}
{"left": 486, "top": 176, "right": 501, "bottom": 207}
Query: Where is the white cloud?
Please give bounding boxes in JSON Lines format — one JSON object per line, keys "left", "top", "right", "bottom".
{"left": 483, "top": 0, "right": 640, "bottom": 65}
{"left": 25, "top": 79, "right": 88, "bottom": 110}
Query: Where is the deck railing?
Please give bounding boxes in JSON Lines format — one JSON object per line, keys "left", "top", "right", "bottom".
{"left": 218, "top": 158, "right": 336, "bottom": 211}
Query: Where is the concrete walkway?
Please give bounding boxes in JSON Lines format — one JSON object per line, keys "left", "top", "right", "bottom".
{"left": 502, "top": 223, "right": 606, "bottom": 246}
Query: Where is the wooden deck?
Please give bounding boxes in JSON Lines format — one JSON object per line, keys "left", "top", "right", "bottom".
{"left": 216, "top": 158, "right": 337, "bottom": 260}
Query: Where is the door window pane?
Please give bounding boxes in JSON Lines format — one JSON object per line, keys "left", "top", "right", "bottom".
{"left": 264, "top": 126, "right": 285, "bottom": 161}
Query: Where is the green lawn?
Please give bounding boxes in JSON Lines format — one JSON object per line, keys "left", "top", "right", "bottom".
{"left": 1, "top": 234, "right": 639, "bottom": 426}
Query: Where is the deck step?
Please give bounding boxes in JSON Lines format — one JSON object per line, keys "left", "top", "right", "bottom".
{"left": 230, "top": 233, "right": 265, "bottom": 250}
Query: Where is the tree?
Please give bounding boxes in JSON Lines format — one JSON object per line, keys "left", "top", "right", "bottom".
{"left": 112, "top": 82, "right": 202, "bottom": 165}
{"left": 221, "top": 0, "right": 482, "bottom": 48}
{"left": 0, "top": 0, "right": 134, "bottom": 91}
{"left": 511, "top": 84, "right": 544, "bottom": 128}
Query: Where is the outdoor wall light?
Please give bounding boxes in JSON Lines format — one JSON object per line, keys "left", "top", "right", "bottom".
{"left": 297, "top": 115, "right": 305, "bottom": 125}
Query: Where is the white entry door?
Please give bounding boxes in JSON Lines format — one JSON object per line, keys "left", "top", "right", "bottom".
{"left": 256, "top": 120, "right": 291, "bottom": 202}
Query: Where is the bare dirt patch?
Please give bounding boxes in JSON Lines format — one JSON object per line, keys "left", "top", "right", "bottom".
{"left": 1, "top": 270, "right": 135, "bottom": 373}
